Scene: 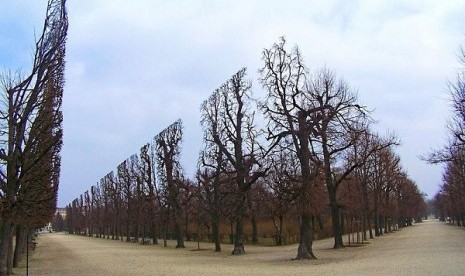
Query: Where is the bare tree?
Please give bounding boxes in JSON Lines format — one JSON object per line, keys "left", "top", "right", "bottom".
{"left": 0, "top": 0, "right": 67, "bottom": 274}
{"left": 155, "top": 119, "right": 185, "bottom": 248}
{"left": 205, "top": 68, "right": 267, "bottom": 255}
{"left": 303, "top": 68, "right": 373, "bottom": 248}
{"left": 117, "top": 159, "right": 133, "bottom": 242}
{"left": 259, "top": 38, "right": 319, "bottom": 259}
{"left": 199, "top": 89, "right": 226, "bottom": 252}
{"left": 260, "top": 38, "right": 395, "bottom": 251}
{"left": 139, "top": 143, "right": 159, "bottom": 244}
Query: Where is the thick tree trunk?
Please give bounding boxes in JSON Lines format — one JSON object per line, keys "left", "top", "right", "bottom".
{"left": 6, "top": 234, "right": 13, "bottom": 275}
{"left": 212, "top": 213, "right": 221, "bottom": 252}
{"left": 175, "top": 219, "right": 185, "bottom": 248}
{"left": 294, "top": 215, "right": 316, "bottom": 260}
{"left": 232, "top": 206, "right": 245, "bottom": 255}
{"left": 151, "top": 223, "right": 158, "bottom": 245}
{"left": 13, "top": 226, "right": 26, "bottom": 268}
{"left": 0, "top": 221, "right": 13, "bottom": 276}
{"left": 328, "top": 187, "right": 344, "bottom": 249}
{"left": 374, "top": 212, "right": 381, "bottom": 236}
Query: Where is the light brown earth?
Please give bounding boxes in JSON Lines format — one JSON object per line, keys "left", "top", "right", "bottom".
{"left": 16, "top": 219, "right": 465, "bottom": 275}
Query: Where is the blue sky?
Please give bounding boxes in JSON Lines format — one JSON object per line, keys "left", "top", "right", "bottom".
{"left": 1, "top": 0, "right": 465, "bottom": 207}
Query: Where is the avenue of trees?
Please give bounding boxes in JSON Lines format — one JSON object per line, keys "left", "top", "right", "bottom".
{"left": 0, "top": 0, "right": 67, "bottom": 275}
{"left": 64, "top": 38, "right": 426, "bottom": 260}
{"left": 427, "top": 44, "right": 465, "bottom": 226}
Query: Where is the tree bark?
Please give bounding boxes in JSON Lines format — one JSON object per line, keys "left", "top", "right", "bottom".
{"left": 326, "top": 169, "right": 344, "bottom": 248}
{"left": 294, "top": 215, "right": 316, "bottom": 260}
{"left": 272, "top": 215, "right": 284, "bottom": 246}
{"left": 174, "top": 219, "right": 185, "bottom": 248}
{"left": 151, "top": 223, "right": 159, "bottom": 245}
{"left": 0, "top": 220, "right": 13, "bottom": 276}
{"left": 12, "top": 226, "right": 26, "bottom": 268}
{"left": 251, "top": 215, "right": 258, "bottom": 245}
{"left": 212, "top": 211, "right": 221, "bottom": 252}
{"left": 6, "top": 234, "right": 13, "bottom": 275}
{"left": 232, "top": 196, "right": 246, "bottom": 255}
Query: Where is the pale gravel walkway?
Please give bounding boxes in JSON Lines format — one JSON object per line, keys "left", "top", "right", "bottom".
{"left": 17, "top": 219, "right": 465, "bottom": 275}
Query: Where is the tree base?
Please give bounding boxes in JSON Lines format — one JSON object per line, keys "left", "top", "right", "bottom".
{"left": 294, "top": 242, "right": 317, "bottom": 260}
{"left": 231, "top": 245, "right": 245, "bottom": 255}
{"left": 293, "top": 253, "right": 317, "bottom": 260}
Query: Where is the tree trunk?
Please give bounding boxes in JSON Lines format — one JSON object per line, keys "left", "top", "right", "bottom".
{"left": 374, "top": 212, "right": 381, "bottom": 237}
{"left": 13, "top": 226, "right": 26, "bottom": 268}
{"left": 6, "top": 234, "right": 13, "bottom": 275}
{"left": 362, "top": 212, "right": 367, "bottom": 241}
{"left": 185, "top": 213, "right": 190, "bottom": 242}
{"left": 229, "top": 219, "right": 234, "bottom": 244}
{"left": 361, "top": 180, "right": 373, "bottom": 239}
{"left": 163, "top": 222, "right": 168, "bottom": 247}
{"left": 374, "top": 192, "right": 381, "bottom": 237}
{"left": 151, "top": 223, "right": 158, "bottom": 245}
{"left": 125, "top": 212, "right": 131, "bottom": 242}
{"left": 175, "top": 220, "right": 185, "bottom": 248}
{"left": 272, "top": 215, "right": 283, "bottom": 246}
{"left": 134, "top": 226, "right": 139, "bottom": 243}
{"left": 328, "top": 186, "right": 344, "bottom": 249}
{"left": 212, "top": 213, "right": 221, "bottom": 252}
{"left": 251, "top": 216, "right": 258, "bottom": 245}
{"left": 368, "top": 213, "right": 374, "bottom": 239}
{"left": 294, "top": 214, "right": 316, "bottom": 260}
{"left": 0, "top": 221, "right": 13, "bottom": 276}
{"left": 231, "top": 204, "right": 245, "bottom": 255}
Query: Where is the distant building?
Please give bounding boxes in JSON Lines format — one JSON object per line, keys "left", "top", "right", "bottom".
{"left": 55, "top": 207, "right": 67, "bottom": 219}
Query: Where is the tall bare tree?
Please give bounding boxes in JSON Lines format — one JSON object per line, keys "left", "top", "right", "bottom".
{"left": 155, "top": 119, "right": 185, "bottom": 248}
{"left": 260, "top": 38, "right": 394, "bottom": 251}
{"left": 259, "top": 38, "right": 319, "bottom": 259}
{"left": 0, "top": 0, "right": 67, "bottom": 274}
{"left": 139, "top": 143, "right": 159, "bottom": 244}
{"left": 199, "top": 87, "right": 227, "bottom": 252}
{"left": 303, "top": 68, "right": 371, "bottom": 249}
{"left": 201, "top": 68, "right": 267, "bottom": 255}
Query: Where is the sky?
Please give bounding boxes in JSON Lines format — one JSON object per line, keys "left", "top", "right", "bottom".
{"left": 1, "top": 1, "right": 465, "bottom": 207}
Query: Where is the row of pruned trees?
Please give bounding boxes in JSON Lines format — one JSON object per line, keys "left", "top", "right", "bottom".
{"left": 0, "top": 1, "right": 67, "bottom": 275}
{"left": 66, "top": 120, "right": 191, "bottom": 248}
{"left": 427, "top": 44, "right": 465, "bottom": 226}
{"left": 65, "top": 38, "right": 426, "bottom": 260}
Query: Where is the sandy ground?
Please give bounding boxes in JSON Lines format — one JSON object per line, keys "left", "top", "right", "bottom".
{"left": 16, "top": 219, "right": 465, "bottom": 275}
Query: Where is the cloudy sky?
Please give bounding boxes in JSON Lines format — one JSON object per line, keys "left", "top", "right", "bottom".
{"left": 1, "top": 1, "right": 465, "bottom": 207}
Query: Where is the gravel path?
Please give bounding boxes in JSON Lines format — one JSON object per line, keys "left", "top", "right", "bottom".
{"left": 17, "top": 219, "right": 465, "bottom": 275}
